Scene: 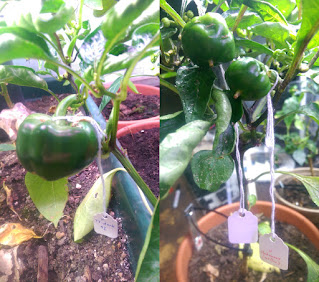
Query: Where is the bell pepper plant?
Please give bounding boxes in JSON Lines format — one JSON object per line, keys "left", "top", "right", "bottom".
{"left": 160, "top": 0, "right": 319, "bottom": 279}
{"left": 0, "top": 0, "right": 159, "bottom": 280}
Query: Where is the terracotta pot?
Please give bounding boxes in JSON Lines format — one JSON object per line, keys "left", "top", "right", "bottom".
{"left": 117, "top": 119, "right": 159, "bottom": 138}
{"left": 176, "top": 201, "right": 319, "bottom": 282}
{"left": 275, "top": 167, "right": 319, "bottom": 226}
{"left": 102, "top": 83, "right": 159, "bottom": 130}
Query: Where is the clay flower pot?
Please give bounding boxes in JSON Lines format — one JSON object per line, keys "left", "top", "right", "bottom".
{"left": 275, "top": 167, "right": 319, "bottom": 226}
{"left": 117, "top": 119, "right": 159, "bottom": 138}
{"left": 176, "top": 201, "right": 319, "bottom": 282}
{"left": 102, "top": 83, "right": 160, "bottom": 130}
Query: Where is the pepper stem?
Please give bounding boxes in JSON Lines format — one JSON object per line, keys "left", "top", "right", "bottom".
{"left": 0, "top": 83, "right": 14, "bottom": 108}
{"left": 234, "top": 90, "right": 242, "bottom": 99}
{"left": 54, "top": 94, "right": 78, "bottom": 116}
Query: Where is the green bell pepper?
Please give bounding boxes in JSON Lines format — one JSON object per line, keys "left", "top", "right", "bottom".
{"left": 225, "top": 57, "right": 271, "bottom": 101}
{"left": 16, "top": 95, "right": 98, "bottom": 181}
{"left": 181, "top": 12, "right": 236, "bottom": 67}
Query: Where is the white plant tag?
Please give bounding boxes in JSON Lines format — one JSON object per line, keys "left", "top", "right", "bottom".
{"left": 94, "top": 212, "right": 118, "bottom": 238}
{"left": 259, "top": 233, "right": 289, "bottom": 270}
{"left": 228, "top": 209, "right": 258, "bottom": 244}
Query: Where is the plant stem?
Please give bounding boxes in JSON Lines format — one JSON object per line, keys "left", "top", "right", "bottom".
{"left": 308, "top": 157, "right": 314, "bottom": 176}
{"left": 309, "top": 49, "right": 319, "bottom": 69}
{"left": 212, "top": 0, "right": 228, "bottom": 12}
{"left": 160, "top": 0, "right": 186, "bottom": 28}
{"left": 113, "top": 146, "right": 157, "bottom": 207}
{"left": 232, "top": 5, "right": 248, "bottom": 32}
{"left": 0, "top": 83, "right": 14, "bottom": 108}
{"left": 109, "top": 100, "right": 120, "bottom": 147}
{"left": 160, "top": 78, "right": 179, "bottom": 95}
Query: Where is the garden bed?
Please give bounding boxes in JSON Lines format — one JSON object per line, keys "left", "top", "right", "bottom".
{"left": 188, "top": 215, "right": 319, "bottom": 281}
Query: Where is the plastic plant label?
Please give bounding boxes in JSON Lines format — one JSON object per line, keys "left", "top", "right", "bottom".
{"left": 259, "top": 233, "right": 289, "bottom": 270}
{"left": 93, "top": 212, "right": 118, "bottom": 238}
{"left": 228, "top": 209, "right": 258, "bottom": 243}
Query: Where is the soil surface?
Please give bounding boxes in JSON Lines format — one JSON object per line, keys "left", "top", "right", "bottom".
{"left": 0, "top": 92, "right": 159, "bottom": 281}
{"left": 276, "top": 178, "right": 317, "bottom": 209}
{"left": 188, "top": 215, "right": 319, "bottom": 282}
{"left": 119, "top": 128, "right": 159, "bottom": 197}
{"left": 94, "top": 91, "right": 159, "bottom": 121}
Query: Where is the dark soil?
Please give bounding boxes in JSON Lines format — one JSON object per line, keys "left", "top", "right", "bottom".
{"left": 94, "top": 91, "right": 159, "bottom": 121}
{"left": 119, "top": 128, "right": 159, "bottom": 197}
{"left": 276, "top": 178, "right": 317, "bottom": 209}
{"left": 189, "top": 216, "right": 319, "bottom": 282}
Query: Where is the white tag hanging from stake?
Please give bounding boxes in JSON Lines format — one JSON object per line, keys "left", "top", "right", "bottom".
{"left": 260, "top": 78, "right": 289, "bottom": 270}
{"left": 94, "top": 212, "right": 118, "bottom": 238}
{"left": 228, "top": 124, "right": 258, "bottom": 244}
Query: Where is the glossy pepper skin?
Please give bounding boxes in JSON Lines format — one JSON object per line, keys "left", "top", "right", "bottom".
{"left": 181, "top": 12, "right": 236, "bottom": 67}
{"left": 16, "top": 113, "right": 98, "bottom": 181}
{"left": 225, "top": 57, "right": 271, "bottom": 101}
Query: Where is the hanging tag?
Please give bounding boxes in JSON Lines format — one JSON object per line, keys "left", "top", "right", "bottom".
{"left": 94, "top": 212, "right": 118, "bottom": 238}
{"left": 228, "top": 209, "right": 258, "bottom": 244}
{"left": 259, "top": 233, "right": 289, "bottom": 270}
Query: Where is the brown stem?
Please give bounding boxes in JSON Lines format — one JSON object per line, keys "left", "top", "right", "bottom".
{"left": 232, "top": 5, "right": 248, "bottom": 32}
{"left": 0, "top": 83, "right": 14, "bottom": 108}
{"left": 308, "top": 157, "right": 314, "bottom": 176}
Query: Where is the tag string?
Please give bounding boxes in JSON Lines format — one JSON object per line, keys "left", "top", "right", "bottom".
{"left": 52, "top": 115, "right": 108, "bottom": 213}
{"left": 265, "top": 74, "right": 279, "bottom": 238}
{"left": 235, "top": 123, "right": 245, "bottom": 214}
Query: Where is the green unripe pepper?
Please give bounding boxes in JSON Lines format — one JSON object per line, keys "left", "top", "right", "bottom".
{"left": 16, "top": 95, "right": 98, "bottom": 181}
{"left": 225, "top": 57, "right": 271, "bottom": 101}
{"left": 161, "top": 17, "right": 171, "bottom": 28}
{"left": 181, "top": 12, "right": 236, "bottom": 67}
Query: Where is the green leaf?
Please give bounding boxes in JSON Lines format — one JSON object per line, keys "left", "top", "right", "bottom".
{"left": 132, "top": 23, "right": 158, "bottom": 49}
{"left": 287, "top": 243, "right": 319, "bottom": 282}
{"left": 44, "top": 61, "right": 60, "bottom": 76}
{"left": 0, "top": 27, "right": 53, "bottom": 64}
{"left": 40, "top": 0, "right": 65, "bottom": 13}
{"left": 277, "top": 171, "right": 319, "bottom": 206}
{"left": 99, "top": 76, "right": 122, "bottom": 112}
{"left": 101, "top": 0, "right": 153, "bottom": 43}
{"left": 250, "top": 22, "right": 290, "bottom": 45}
{"left": 25, "top": 172, "right": 68, "bottom": 227}
{"left": 0, "top": 143, "right": 15, "bottom": 152}
{"left": 263, "top": 0, "right": 296, "bottom": 18}
{"left": 135, "top": 199, "right": 159, "bottom": 282}
{"left": 160, "top": 120, "right": 211, "bottom": 196}
{"left": 73, "top": 168, "right": 125, "bottom": 242}
{"left": 84, "top": 0, "right": 103, "bottom": 10}
{"left": 248, "top": 194, "right": 257, "bottom": 209}
{"left": 0, "top": 65, "right": 48, "bottom": 90}
{"left": 235, "top": 38, "right": 274, "bottom": 56}
{"left": 191, "top": 150, "right": 234, "bottom": 191}
{"left": 212, "top": 124, "right": 235, "bottom": 158}
{"left": 93, "top": 0, "right": 117, "bottom": 17}
{"left": 128, "top": 80, "right": 139, "bottom": 94}
{"left": 176, "top": 66, "right": 215, "bottom": 123}
{"left": 295, "top": 0, "right": 319, "bottom": 51}
{"left": 160, "top": 27, "right": 178, "bottom": 40}
{"left": 224, "top": 9, "right": 263, "bottom": 30}
{"left": 213, "top": 0, "right": 229, "bottom": 11}
{"left": 101, "top": 47, "right": 158, "bottom": 75}
{"left": 160, "top": 111, "right": 185, "bottom": 142}
{"left": 258, "top": 221, "right": 271, "bottom": 235}
{"left": 35, "top": 4, "right": 75, "bottom": 34}
{"left": 243, "top": 0, "right": 288, "bottom": 25}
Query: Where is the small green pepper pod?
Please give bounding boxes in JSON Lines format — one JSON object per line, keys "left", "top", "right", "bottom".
{"left": 16, "top": 96, "right": 98, "bottom": 181}
{"left": 181, "top": 12, "right": 236, "bottom": 67}
{"left": 225, "top": 57, "right": 271, "bottom": 101}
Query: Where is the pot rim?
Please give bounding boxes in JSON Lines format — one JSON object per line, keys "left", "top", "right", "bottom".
{"left": 176, "top": 201, "right": 319, "bottom": 282}
{"left": 275, "top": 167, "right": 319, "bottom": 214}
{"left": 117, "top": 119, "right": 159, "bottom": 138}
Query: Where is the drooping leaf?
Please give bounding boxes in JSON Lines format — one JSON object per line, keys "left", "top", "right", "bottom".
{"left": 191, "top": 150, "right": 234, "bottom": 191}
{"left": 0, "top": 223, "right": 41, "bottom": 247}
{"left": 287, "top": 243, "right": 319, "bottom": 282}
{"left": 160, "top": 111, "right": 186, "bottom": 142}
{"left": 224, "top": 9, "right": 263, "bottom": 30}
{"left": 73, "top": 168, "right": 126, "bottom": 242}
{"left": 212, "top": 124, "right": 235, "bottom": 158}
{"left": 250, "top": 22, "right": 290, "bottom": 45}
{"left": 135, "top": 199, "right": 159, "bottom": 282}
{"left": 295, "top": 0, "right": 319, "bottom": 52}
{"left": 160, "top": 120, "right": 211, "bottom": 196}
{"left": 101, "top": 0, "right": 153, "bottom": 43}
{"left": 0, "top": 65, "right": 48, "bottom": 90}
{"left": 25, "top": 173, "right": 68, "bottom": 227}
{"left": 176, "top": 65, "right": 215, "bottom": 123}
{"left": 0, "top": 143, "right": 15, "bottom": 151}
{"left": 243, "top": 0, "right": 288, "bottom": 25}
{"left": 277, "top": 171, "right": 319, "bottom": 206}
{"left": 0, "top": 27, "right": 53, "bottom": 64}
{"left": 235, "top": 38, "right": 274, "bottom": 56}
